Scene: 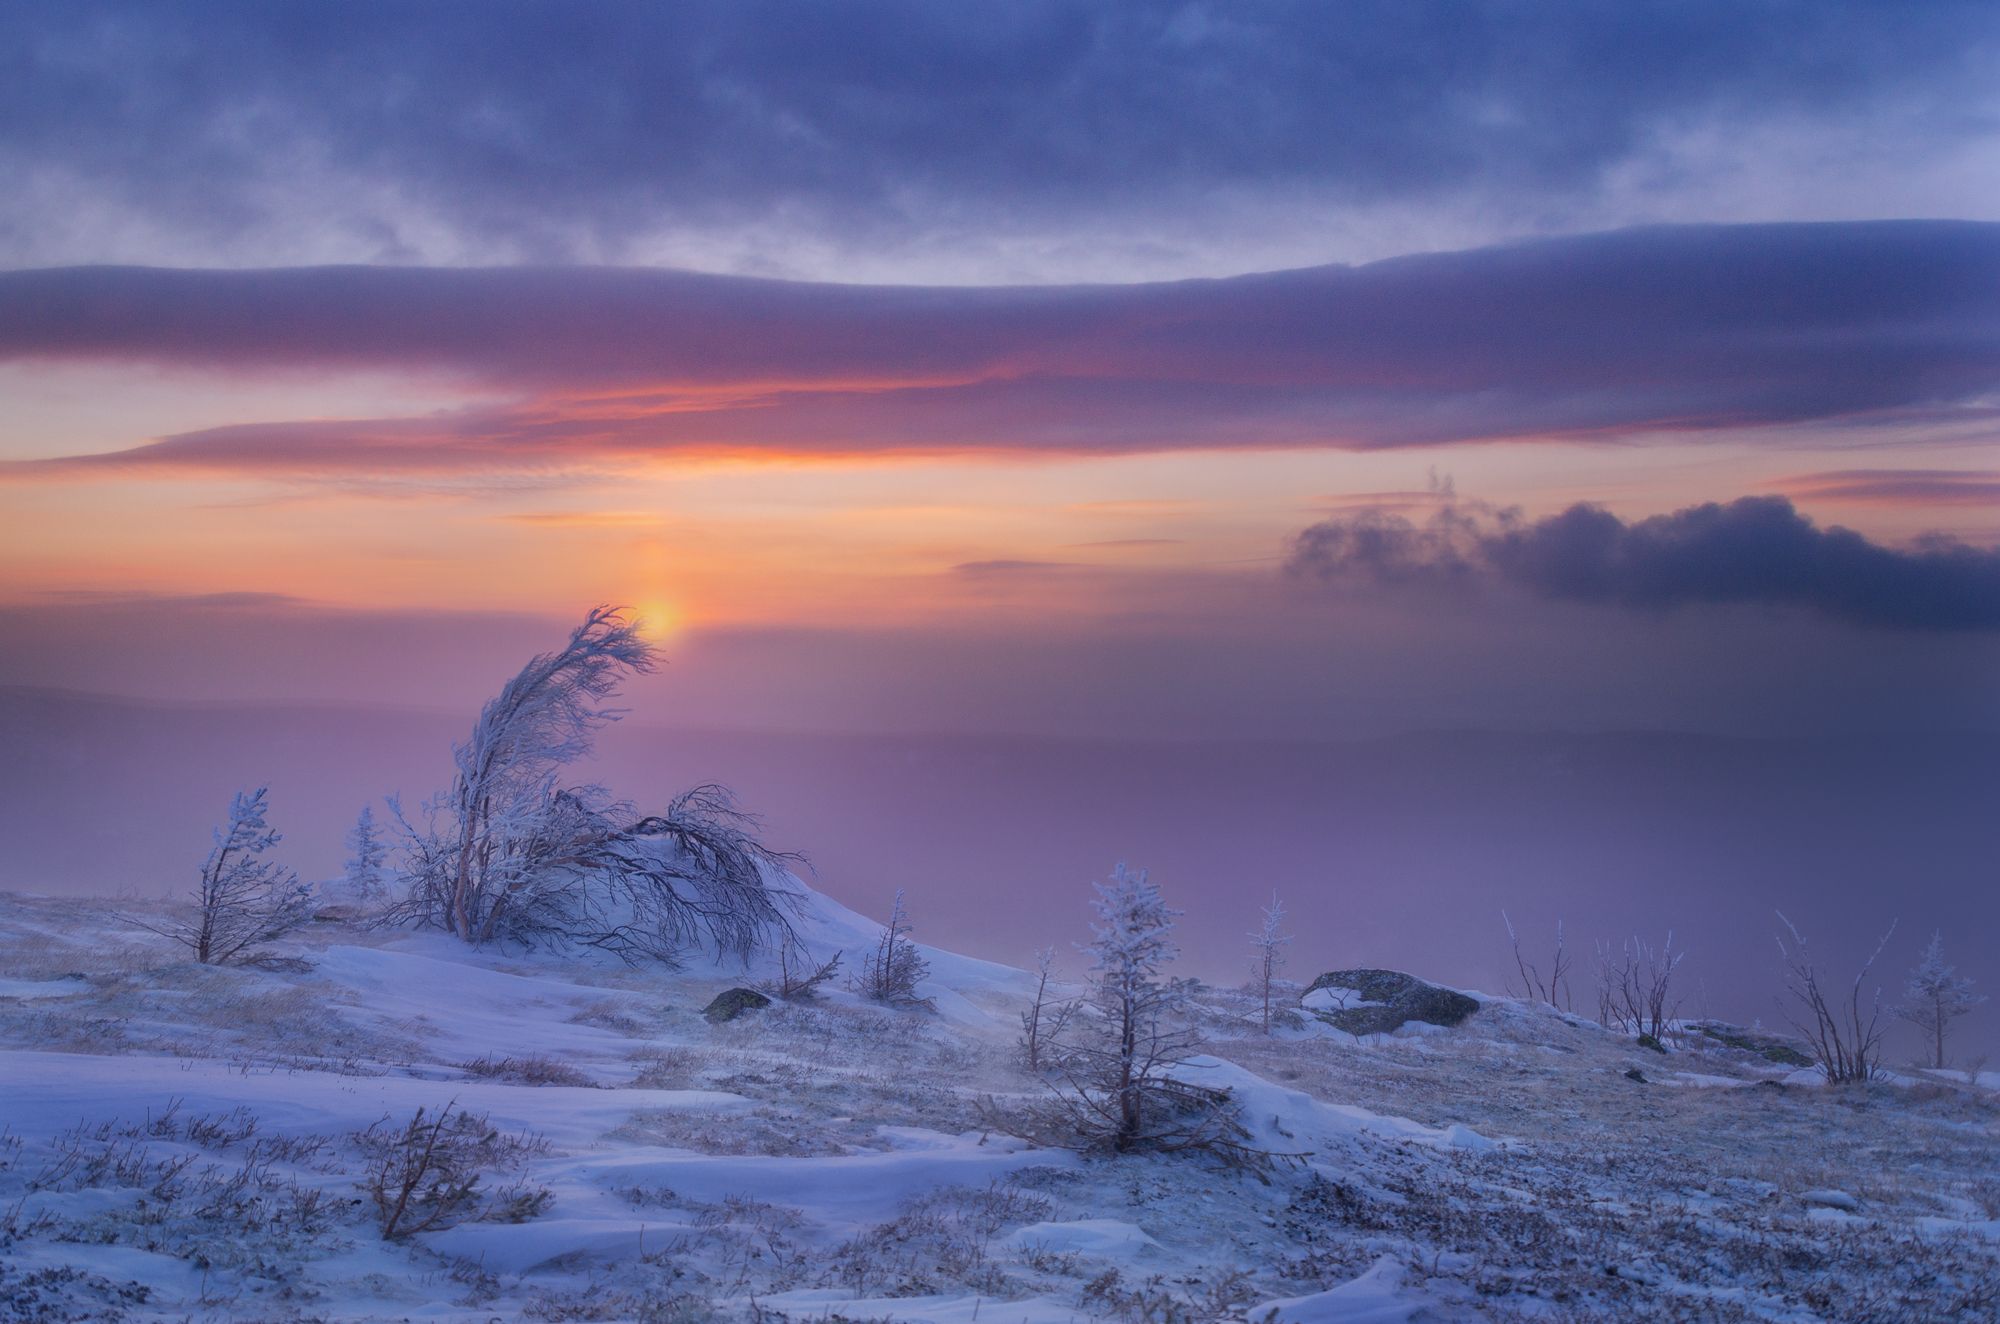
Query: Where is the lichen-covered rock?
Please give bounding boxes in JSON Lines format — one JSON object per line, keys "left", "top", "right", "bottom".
{"left": 702, "top": 987, "right": 772, "bottom": 1023}
{"left": 1302, "top": 968, "right": 1480, "bottom": 1036}
{"left": 1689, "top": 1021, "right": 1813, "bottom": 1067}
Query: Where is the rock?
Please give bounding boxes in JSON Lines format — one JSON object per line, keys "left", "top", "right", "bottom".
{"left": 702, "top": 987, "right": 771, "bottom": 1023}
{"left": 1690, "top": 1021, "right": 1813, "bottom": 1067}
{"left": 1301, "top": 968, "right": 1480, "bottom": 1036}
{"left": 1636, "top": 1033, "right": 1667, "bottom": 1054}
{"left": 1624, "top": 1067, "right": 1648, "bottom": 1083}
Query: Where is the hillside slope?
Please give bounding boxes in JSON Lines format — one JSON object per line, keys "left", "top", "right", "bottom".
{"left": 2, "top": 887, "right": 1997, "bottom": 1322}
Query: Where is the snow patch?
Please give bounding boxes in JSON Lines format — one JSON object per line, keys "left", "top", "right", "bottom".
{"left": 1001, "top": 1218, "right": 1160, "bottom": 1258}
{"left": 1256, "top": 1255, "right": 1423, "bottom": 1323}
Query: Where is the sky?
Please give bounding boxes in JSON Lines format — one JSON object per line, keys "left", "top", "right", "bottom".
{"left": 2, "top": 3, "right": 1998, "bottom": 1030}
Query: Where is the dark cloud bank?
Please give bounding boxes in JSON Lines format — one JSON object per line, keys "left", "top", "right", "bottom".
{"left": 3, "top": 221, "right": 1996, "bottom": 469}
{"left": 3, "top": 1, "right": 1994, "bottom": 269}
{"left": 1289, "top": 496, "right": 2000, "bottom": 633}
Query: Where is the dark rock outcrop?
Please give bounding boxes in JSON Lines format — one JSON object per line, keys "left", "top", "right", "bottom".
{"left": 702, "top": 987, "right": 772, "bottom": 1023}
{"left": 1302, "top": 968, "right": 1480, "bottom": 1036}
{"left": 1688, "top": 1021, "right": 1813, "bottom": 1067}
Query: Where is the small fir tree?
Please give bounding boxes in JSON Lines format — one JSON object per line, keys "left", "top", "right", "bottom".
{"left": 344, "top": 804, "right": 390, "bottom": 902}
{"left": 1249, "top": 890, "right": 1291, "bottom": 1035}
{"left": 1895, "top": 932, "right": 1985, "bottom": 1069}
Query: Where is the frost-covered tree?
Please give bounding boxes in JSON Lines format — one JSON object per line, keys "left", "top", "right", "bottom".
{"left": 1895, "top": 932, "right": 1985, "bottom": 1069}
{"left": 854, "top": 889, "right": 933, "bottom": 1010}
{"left": 1000, "top": 863, "right": 1251, "bottom": 1158}
{"left": 392, "top": 607, "right": 797, "bottom": 961}
{"left": 141, "top": 787, "right": 312, "bottom": 964}
{"left": 343, "top": 805, "right": 389, "bottom": 903}
{"left": 421, "top": 605, "right": 654, "bottom": 944}
{"left": 1249, "top": 890, "right": 1291, "bottom": 1035}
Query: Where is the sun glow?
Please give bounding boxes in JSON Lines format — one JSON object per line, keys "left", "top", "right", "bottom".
{"left": 635, "top": 598, "right": 685, "bottom": 644}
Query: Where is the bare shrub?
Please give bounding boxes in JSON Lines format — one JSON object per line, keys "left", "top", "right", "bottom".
{"left": 1018, "top": 945, "right": 1075, "bottom": 1072}
{"left": 459, "top": 1054, "right": 595, "bottom": 1088}
{"left": 1501, "top": 911, "right": 1573, "bottom": 1011}
{"left": 629, "top": 1047, "right": 710, "bottom": 1089}
{"left": 352, "top": 1101, "right": 551, "bottom": 1239}
{"left": 765, "top": 934, "right": 841, "bottom": 1001}
{"left": 853, "top": 889, "right": 934, "bottom": 1010}
{"left": 821, "top": 1182, "right": 1052, "bottom": 1298}
{"left": 1776, "top": 913, "right": 1897, "bottom": 1084}
{"left": 132, "top": 787, "right": 310, "bottom": 965}
{"left": 1594, "top": 932, "right": 1684, "bottom": 1042}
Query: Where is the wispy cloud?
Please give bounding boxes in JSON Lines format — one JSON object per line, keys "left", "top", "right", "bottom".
{"left": 498, "top": 511, "right": 668, "bottom": 529}
{"left": 950, "top": 559, "right": 1082, "bottom": 578}
{"left": 1778, "top": 469, "right": 2000, "bottom": 507}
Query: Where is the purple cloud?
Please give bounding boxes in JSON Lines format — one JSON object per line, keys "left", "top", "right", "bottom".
{"left": 1289, "top": 495, "right": 2000, "bottom": 632}
{"left": 3, "top": 221, "right": 1998, "bottom": 475}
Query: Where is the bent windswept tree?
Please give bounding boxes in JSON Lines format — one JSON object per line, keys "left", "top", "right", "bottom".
{"left": 394, "top": 606, "right": 796, "bottom": 961}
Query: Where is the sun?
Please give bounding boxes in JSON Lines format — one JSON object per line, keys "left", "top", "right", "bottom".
{"left": 635, "top": 599, "right": 684, "bottom": 644}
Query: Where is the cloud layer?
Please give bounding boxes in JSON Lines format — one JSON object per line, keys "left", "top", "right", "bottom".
{"left": 1289, "top": 495, "right": 2000, "bottom": 632}
{"left": 3, "top": 2, "right": 1996, "bottom": 277}
{"left": 5, "top": 221, "right": 1997, "bottom": 474}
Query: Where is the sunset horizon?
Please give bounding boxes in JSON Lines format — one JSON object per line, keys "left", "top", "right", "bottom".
{"left": 3, "top": 5, "right": 1998, "bottom": 1318}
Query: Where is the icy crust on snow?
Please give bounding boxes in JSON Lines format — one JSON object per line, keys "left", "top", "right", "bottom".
{"left": 0, "top": 1049, "right": 754, "bottom": 1147}
{"left": 0, "top": 975, "right": 89, "bottom": 1000}
{"left": 4, "top": 884, "right": 1998, "bottom": 1322}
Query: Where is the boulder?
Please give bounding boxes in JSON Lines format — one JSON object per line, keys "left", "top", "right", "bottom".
{"left": 1301, "top": 968, "right": 1480, "bottom": 1036}
{"left": 702, "top": 987, "right": 772, "bottom": 1023}
{"left": 1689, "top": 1021, "right": 1813, "bottom": 1067}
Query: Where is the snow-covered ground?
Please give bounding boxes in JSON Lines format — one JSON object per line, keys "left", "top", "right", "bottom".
{"left": 2, "top": 887, "right": 1997, "bottom": 1322}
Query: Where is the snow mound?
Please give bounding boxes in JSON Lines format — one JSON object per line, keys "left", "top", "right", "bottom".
{"left": 1176, "top": 1056, "right": 1505, "bottom": 1158}
{"left": 743, "top": 874, "right": 1038, "bottom": 1024}
{"left": 1256, "top": 1255, "right": 1424, "bottom": 1323}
